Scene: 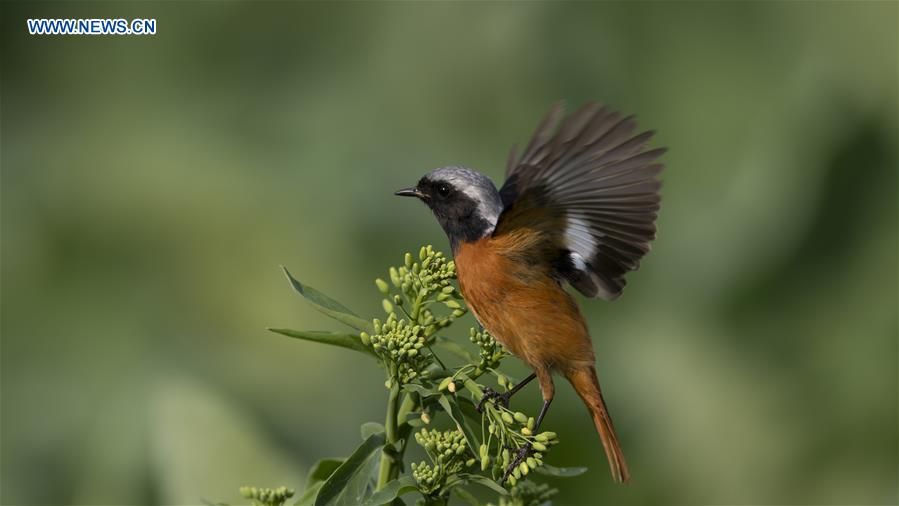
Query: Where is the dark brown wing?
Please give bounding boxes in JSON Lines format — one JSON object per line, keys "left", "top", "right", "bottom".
{"left": 495, "top": 102, "right": 665, "bottom": 300}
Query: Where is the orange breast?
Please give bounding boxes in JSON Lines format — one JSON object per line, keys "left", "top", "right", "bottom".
{"left": 454, "top": 233, "right": 595, "bottom": 371}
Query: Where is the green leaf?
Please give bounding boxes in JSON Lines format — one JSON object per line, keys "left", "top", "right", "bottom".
{"left": 437, "top": 395, "right": 480, "bottom": 456}
{"left": 295, "top": 482, "right": 323, "bottom": 506}
{"left": 399, "top": 383, "right": 436, "bottom": 397}
{"left": 433, "top": 336, "right": 475, "bottom": 362}
{"left": 314, "top": 432, "right": 386, "bottom": 506}
{"left": 268, "top": 329, "right": 375, "bottom": 357}
{"left": 360, "top": 422, "right": 385, "bottom": 440}
{"left": 281, "top": 266, "right": 373, "bottom": 332}
{"left": 297, "top": 457, "right": 346, "bottom": 504}
{"left": 534, "top": 463, "right": 588, "bottom": 477}
{"left": 456, "top": 397, "right": 482, "bottom": 425}
{"left": 306, "top": 458, "right": 347, "bottom": 489}
{"left": 359, "top": 476, "right": 418, "bottom": 506}
{"left": 453, "top": 474, "right": 508, "bottom": 495}
{"left": 452, "top": 487, "right": 482, "bottom": 506}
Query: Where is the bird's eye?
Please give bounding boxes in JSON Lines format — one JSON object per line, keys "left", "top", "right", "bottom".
{"left": 437, "top": 184, "right": 450, "bottom": 197}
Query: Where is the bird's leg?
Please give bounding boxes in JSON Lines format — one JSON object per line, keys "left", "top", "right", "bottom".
{"left": 502, "top": 370, "right": 554, "bottom": 482}
{"left": 476, "top": 372, "right": 536, "bottom": 412}
{"left": 502, "top": 398, "right": 552, "bottom": 482}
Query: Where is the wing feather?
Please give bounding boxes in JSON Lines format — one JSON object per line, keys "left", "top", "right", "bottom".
{"left": 495, "top": 102, "right": 665, "bottom": 300}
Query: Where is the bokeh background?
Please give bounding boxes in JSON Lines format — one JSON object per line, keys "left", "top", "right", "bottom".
{"left": 2, "top": 2, "right": 896, "bottom": 505}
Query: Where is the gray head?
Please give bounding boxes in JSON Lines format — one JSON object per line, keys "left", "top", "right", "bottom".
{"left": 395, "top": 166, "right": 503, "bottom": 250}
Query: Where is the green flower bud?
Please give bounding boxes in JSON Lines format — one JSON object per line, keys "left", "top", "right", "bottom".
{"left": 521, "top": 427, "right": 532, "bottom": 436}
{"left": 375, "top": 278, "right": 390, "bottom": 294}
{"left": 360, "top": 332, "right": 370, "bottom": 345}
{"left": 447, "top": 381, "right": 456, "bottom": 393}
{"left": 527, "top": 417, "right": 535, "bottom": 430}
{"left": 393, "top": 294, "right": 403, "bottom": 305}
{"left": 532, "top": 442, "right": 548, "bottom": 452}
{"left": 520, "top": 461, "right": 530, "bottom": 475}
{"left": 438, "top": 377, "right": 453, "bottom": 391}
{"left": 452, "top": 309, "right": 466, "bottom": 318}
{"left": 404, "top": 252, "right": 413, "bottom": 268}
{"left": 421, "top": 412, "right": 431, "bottom": 424}
{"left": 382, "top": 299, "right": 393, "bottom": 313}
{"left": 501, "top": 412, "right": 514, "bottom": 424}
{"left": 466, "top": 458, "right": 476, "bottom": 467}
{"left": 527, "top": 457, "right": 538, "bottom": 469}
{"left": 444, "top": 300, "right": 462, "bottom": 309}
{"left": 513, "top": 412, "right": 528, "bottom": 424}
{"left": 508, "top": 475, "right": 517, "bottom": 486}
{"left": 389, "top": 267, "right": 401, "bottom": 286}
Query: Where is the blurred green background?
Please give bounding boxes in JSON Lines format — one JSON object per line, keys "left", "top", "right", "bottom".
{"left": 2, "top": 2, "right": 896, "bottom": 505}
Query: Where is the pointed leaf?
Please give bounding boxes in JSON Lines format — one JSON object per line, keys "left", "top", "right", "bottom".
{"left": 306, "top": 458, "right": 347, "bottom": 489}
{"left": 360, "top": 476, "right": 418, "bottom": 506}
{"left": 295, "top": 482, "right": 323, "bottom": 506}
{"left": 268, "top": 329, "right": 375, "bottom": 357}
{"left": 456, "top": 397, "right": 482, "bottom": 424}
{"left": 314, "top": 432, "right": 385, "bottom": 506}
{"left": 281, "top": 266, "right": 373, "bottom": 331}
{"left": 399, "top": 383, "right": 437, "bottom": 397}
{"left": 534, "top": 463, "right": 588, "bottom": 477}
{"left": 360, "top": 422, "right": 385, "bottom": 441}
{"left": 452, "top": 487, "right": 482, "bottom": 506}
{"left": 433, "top": 336, "right": 475, "bottom": 362}
{"left": 453, "top": 474, "right": 508, "bottom": 495}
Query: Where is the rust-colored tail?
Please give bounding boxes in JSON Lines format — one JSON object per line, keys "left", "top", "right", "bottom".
{"left": 565, "top": 366, "right": 631, "bottom": 483}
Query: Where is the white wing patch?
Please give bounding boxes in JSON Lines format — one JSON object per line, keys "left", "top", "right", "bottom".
{"left": 566, "top": 215, "right": 618, "bottom": 299}
{"left": 565, "top": 214, "right": 599, "bottom": 260}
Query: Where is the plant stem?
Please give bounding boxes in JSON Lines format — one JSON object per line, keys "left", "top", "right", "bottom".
{"left": 377, "top": 381, "right": 400, "bottom": 490}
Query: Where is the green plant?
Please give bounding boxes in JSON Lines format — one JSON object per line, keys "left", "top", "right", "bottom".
{"left": 262, "top": 246, "right": 586, "bottom": 506}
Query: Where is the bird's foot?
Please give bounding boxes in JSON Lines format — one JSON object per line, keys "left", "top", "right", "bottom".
{"left": 502, "top": 443, "right": 534, "bottom": 483}
{"left": 476, "top": 386, "right": 511, "bottom": 412}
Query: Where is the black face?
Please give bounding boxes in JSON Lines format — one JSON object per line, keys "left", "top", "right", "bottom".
{"left": 396, "top": 177, "right": 494, "bottom": 251}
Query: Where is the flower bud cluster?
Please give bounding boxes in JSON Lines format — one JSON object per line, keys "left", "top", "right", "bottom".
{"left": 361, "top": 314, "right": 431, "bottom": 385}
{"left": 469, "top": 327, "right": 504, "bottom": 372}
{"left": 410, "top": 461, "right": 441, "bottom": 495}
{"left": 411, "top": 428, "right": 474, "bottom": 494}
{"left": 238, "top": 486, "right": 294, "bottom": 506}
{"left": 484, "top": 405, "right": 561, "bottom": 483}
{"left": 490, "top": 481, "right": 558, "bottom": 506}
{"left": 375, "top": 246, "right": 466, "bottom": 333}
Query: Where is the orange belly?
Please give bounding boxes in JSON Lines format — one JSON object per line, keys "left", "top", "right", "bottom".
{"left": 454, "top": 234, "right": 595, "bottom": 371}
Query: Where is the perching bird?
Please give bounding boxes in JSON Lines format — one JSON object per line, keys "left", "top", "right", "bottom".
{"left": 395, "top": 102, "right": 664, "bottom": 484}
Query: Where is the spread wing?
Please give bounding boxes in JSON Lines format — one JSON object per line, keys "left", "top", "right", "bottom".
{"left": 494, "top": 102, "right": 665, "bottom": 300}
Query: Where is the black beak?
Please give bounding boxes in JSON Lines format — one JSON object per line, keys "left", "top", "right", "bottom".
{"left": 394, "top": 186, "right": 425, "bottom": 199}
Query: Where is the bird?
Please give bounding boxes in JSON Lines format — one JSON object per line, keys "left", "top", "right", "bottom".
{"left": 395, "top": 102, "right": 664, "bottom": 484}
